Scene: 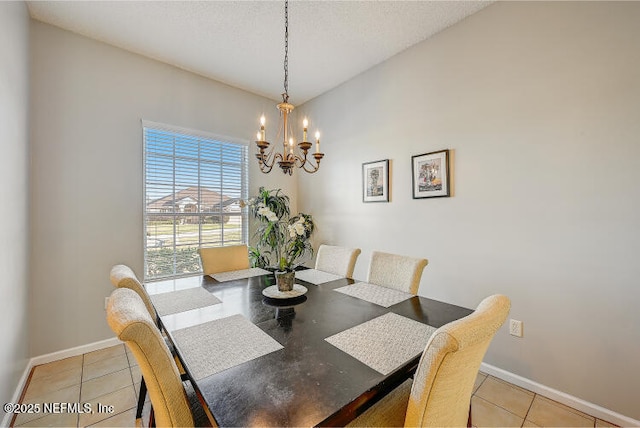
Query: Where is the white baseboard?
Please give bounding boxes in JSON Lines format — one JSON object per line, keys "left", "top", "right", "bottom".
{"left": 2, "top": 360, "right": 32, "bottom": 428}
{"left": 29, "top": 337, "right": 122, "bottom": 367}
{"left": 480, "top": 363, "right": 640, "bottom": 427}
{"left": 1, "top": 337, "right": 122, "bottom": 428}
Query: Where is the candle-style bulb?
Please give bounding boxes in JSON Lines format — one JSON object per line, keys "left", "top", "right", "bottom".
{"left": 303, "top": 118, "right": 308, "bottom": 141}
{"left": 260, "top": 115, "right": 266, "bottom": 141}
{"left": 315, "top": 131, "right": 320, "bottom": 153}
{"left": 256, "top": 132, "right": 261, "bottom": 141}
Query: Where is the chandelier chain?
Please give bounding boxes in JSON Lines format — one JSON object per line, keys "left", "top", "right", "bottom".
{"left": 283, "top": 0, "right": 289, "bottom": 99}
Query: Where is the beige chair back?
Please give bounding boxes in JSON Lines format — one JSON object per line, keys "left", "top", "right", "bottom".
{"left": 366, "top": 251, "right": 428, "bottom": 295}
{"left": 106, "top": 288, "right": 194, "bottom": 427}
{"left": 198, "top": 245, "right": 249, "bottom": 275}
{"left": 405, "top": 294, "right": 511, "bottom": 427}
{"left": 315, "top": 244, "right": 361, "bottom": 278}
{"left": 109, "top": 264, "right": 157, "bottom": 322}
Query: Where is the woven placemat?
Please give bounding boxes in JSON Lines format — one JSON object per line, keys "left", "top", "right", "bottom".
{"left": 150, "top": 286, "right": 222, "bottom": 316}
{"left": 210, "top": 267, "right": 270, "bottom": 282}
{"left": 325, "top": 312, "right": 436, "bottom": 375}
{"left": 334, "top": 282, "right": 414, "bottom": 308}
{"left": 172, "top": 314, "right": 283, "bottom": 380}
{"left": 295, "top": 269, "right": 343, "bottom": 285}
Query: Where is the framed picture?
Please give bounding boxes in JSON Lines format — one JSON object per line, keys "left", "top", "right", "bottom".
{"left": 412, "top": 149, "right": 450, "bottom": 199}
{"left": 362, "top": 159, "right": 389, "bottom": 202}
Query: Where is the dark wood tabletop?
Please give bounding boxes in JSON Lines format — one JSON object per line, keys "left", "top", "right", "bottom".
{"left": 151, "top": 273, "right": 472, "bottom": 427}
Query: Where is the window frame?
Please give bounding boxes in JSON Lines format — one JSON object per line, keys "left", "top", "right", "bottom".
{"left": 142, "top": 120, "right": 249, "bottom": 281}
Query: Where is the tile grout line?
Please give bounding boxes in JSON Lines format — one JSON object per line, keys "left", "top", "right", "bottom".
{"left": 78, "top": 353, "right": 85, "bottom": 428}
{"left": 473, "top": 393, "right": 526, "bottom": 424}
{"left": 476, "top": 375, "right": 534, "bottom": 424}
{"left": 535, "top": 394, "right": 599, "bottom": 425}
{"left": 483, "top": 375, "right": 604, "bottom": 427}
{"left": 470, "top": 375, "right": 486, "bottom": 428}
{"left": 14, "top": 348, "right": 132, "bottom": 428}
{"left": 83, "top": 350, "right": 125, "bottom": 428}
{"left": 521, "top": 392, "right": 537, "bottom": 427}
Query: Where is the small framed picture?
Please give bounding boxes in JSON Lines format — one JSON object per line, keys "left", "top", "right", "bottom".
{"left": 412, "top": 149, "right": 450, "bottom": 199}
{"left": 362, "top": 159, "right": 389, "bottom": 203}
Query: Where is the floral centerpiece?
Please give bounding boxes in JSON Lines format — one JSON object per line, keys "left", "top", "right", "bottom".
{"left": 247, "top": 187, "right": 315, "bottom": 290}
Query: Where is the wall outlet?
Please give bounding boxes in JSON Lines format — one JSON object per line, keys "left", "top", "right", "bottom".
{"left": 104, "top": 297, "right": 109, "bottom": 311}
{"left": 509, "top": 319, "right": 523, "bottom": 337}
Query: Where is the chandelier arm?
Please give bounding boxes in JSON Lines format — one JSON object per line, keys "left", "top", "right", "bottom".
{"left": 257, "top": 154, "right": 275, "bottom": 173}
{"left": 270, "top": 151, "right": 284, "bottom": 167}
{"left": 291, "top": 153, "right": 306, "bottom": 169}
{"left": 301, "top": 162, "right": 320, "bottom": 174}
{"left": 258, "top": 151, "right": 284, "bottom": 174}
{"left": 259, "top": 155, "right": 275, "bottom": 169}
{"left": 300, "top": 156, "right": 321, "bottom": 173}
{"left": 258, "top": 162, "right": 275, "bottom": 174}
{"left": 258, "top": 144, "right": 277, "bottom": 168}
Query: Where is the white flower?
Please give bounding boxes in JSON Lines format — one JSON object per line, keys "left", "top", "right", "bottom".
{"left": 287, "top": 225, "right": 297, "bottom": 238}
{"left": 294, "top": 223, "right": 305, "bottom": 236}
{"left": 257, "top": 206, "right": 278, "bottom": 222}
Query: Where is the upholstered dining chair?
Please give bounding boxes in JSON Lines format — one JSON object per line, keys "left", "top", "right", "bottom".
{"left": 198, "top": 244, "right": 250, "bottom": 276}
{"left": 109, "top": 264, "right": 158, "bottom": 323}
{"left": 366, "top": 251, "right": 428, "bottom": 295}
{"left": 347, "top": 294, "right": 511, "bottom": 428}
{"left": 315, "top": 244, "right": 362, "bottom": 278}
{"left": 109, "top": 264, "right": 187, "bottom": 419}
{"left": 106, "top": 288, "right": 212, "bottom": 427}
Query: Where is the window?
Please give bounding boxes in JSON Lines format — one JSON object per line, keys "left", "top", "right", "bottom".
{"left": 143, "top": 121, "right": 249, "bottom": 280}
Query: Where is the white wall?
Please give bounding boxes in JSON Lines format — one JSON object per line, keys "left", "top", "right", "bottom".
{"left": 29, "top": 21, "right": 294, "bottom": 357}
{"left": 0, "top": 0, "right": 31, "bottom": 410}
{"left": 299, "top": 1, "right": 640, "bottom": 421}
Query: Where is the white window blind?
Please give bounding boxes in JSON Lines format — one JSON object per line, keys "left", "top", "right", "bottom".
{"left": 143, "top": 121, "right": 249, "bottom": 280}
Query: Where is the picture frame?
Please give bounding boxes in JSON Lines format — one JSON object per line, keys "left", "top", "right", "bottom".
{"left": 362, "top": 159, "right": 389, "bottom": 203}
{"left": 412, "top": 149, "right": 450, "bottom": 199}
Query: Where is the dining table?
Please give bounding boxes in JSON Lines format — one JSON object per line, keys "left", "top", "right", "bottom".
{"left": 145, "top": 268, "right": 473, "bottom": 427}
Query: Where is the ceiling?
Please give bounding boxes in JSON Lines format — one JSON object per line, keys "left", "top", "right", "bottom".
{"left": 26, "top": 1, "right": 493, "bottom": 105}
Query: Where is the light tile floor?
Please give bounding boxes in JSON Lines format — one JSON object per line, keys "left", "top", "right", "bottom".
{"left": 11, "top": 344, "right": 618, "bottom": 427}
{"left": 11, "top": 345, "right": 148, "bottom": 428}
{"left": 471, "top": 373, "right": 618, "bottom": 428}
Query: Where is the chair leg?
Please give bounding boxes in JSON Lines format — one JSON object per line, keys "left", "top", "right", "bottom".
{"left": 137, "top": 376, "right": 147, "bottom": 419}
{"left": 468, "top": 401, "right": 473, "bottom": 427}
{"left": 149, "top": 405, "right": 155, "bottom": 428}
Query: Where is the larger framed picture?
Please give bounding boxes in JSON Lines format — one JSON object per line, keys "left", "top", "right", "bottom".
{"left": 362, "top": 159, "right": 389, "bottom": 202}
{"left": 412, "top": 149, "right": 450, "bottom": 199}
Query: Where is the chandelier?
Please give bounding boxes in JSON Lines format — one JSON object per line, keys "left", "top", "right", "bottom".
{"left": 255, "top": 0, "right": 324, "bottom": 175}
